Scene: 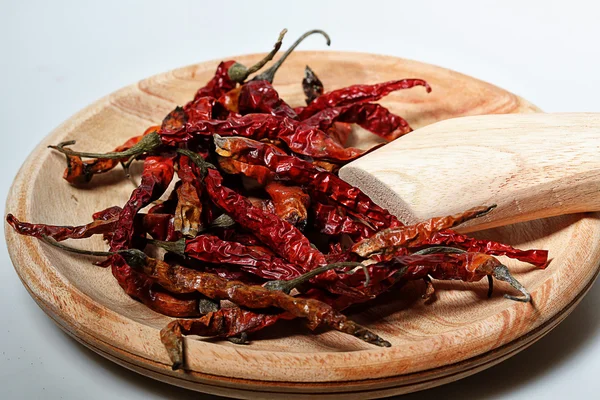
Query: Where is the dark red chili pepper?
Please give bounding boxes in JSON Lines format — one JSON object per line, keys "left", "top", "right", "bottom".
{"left": 59, "top": 126, "right": 158, "bottom": 185}
{"left": 296, "top": 79, "right": 431, "bottom": 120}
{"left": 168, "top": 113, "right": 365, "bottom": 162}
{"left": 149, "top": 234, "right": 304, "bottom": 280}
{"left": 194, "top": 60, "right": 237, "bottom": 100}
{"left": 213, "top": 136, "right": 402, "bottom": 230}
{"left": 203, "top": 167, "right": 327, "bottom": 271}
{"left": 423, "top": 229, "right": 549, "bottom": 267}
{"left": 311, "top": 202, "right": 375, "bottom": 240}
{"left": 302, "top": 65, "right": 324, "bottom": 105}
{"left": 6, "top": 213, "right": 117, "bottom": 242}
{"left": 107, "top": 155, "right": 200, "bottom": 317}
{"left": 238, "top": 80, "right": 297, "bottom": 119}
{"left": 218, "top": 156, "right": 275, "bottom": 185}
{"left": 302, "top": 102, "right": 412, "bottom": 141}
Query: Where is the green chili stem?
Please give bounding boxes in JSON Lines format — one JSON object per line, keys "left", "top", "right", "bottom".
{"left": 493, "top": 265, "right": 531, "bottom": 303}
{"left": 228, "top": 29, "right": 288, "bottom": 83}
{"left": 252, "top": 29, "right": 331, "bottom": 83}
{"left": 49, "top": 131, "right": 162, "bottom": 160}
{"left": 264, "top": 261, "right": 363, "bottom": 294}
{"left": 176, "top": 148, "right": 215, "bottom": 178}
{"left": 39, "top": 235, "right": 148, "bottom": 268}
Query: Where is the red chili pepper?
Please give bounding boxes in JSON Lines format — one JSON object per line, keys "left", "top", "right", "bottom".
{"left": 238, "top": 80, "right": 297, "bottom": 119}
{"left": 194, "top": 60, "right": 237, "bottom": 100}
{"left": 218, "top": 156, "right": 275, "bottom": 185}
{"left": 351, "top": 205, "right": 496, "bottom": 259}
{"left": 108, "top": 155, "right": 200, "bottom": 317}
{"left": 165, "top": 113, "right": 365, "bottom": 162}
{"left": 311, "top": 202, "right": 375, "bottom": 240}
{"left": 424, "top": 229, "right": 549, "bottom": 267}
{"left": 296, "top": 79, "right": 431, "bottom": 120}
{"left": 302, "top": 102, "right": 412, "bottom": 141}
{"left": 203, "top": 168, "right": 327, "bottom": 271}
{"left": 214, "top": 136, "right": 402, "bottom": 230}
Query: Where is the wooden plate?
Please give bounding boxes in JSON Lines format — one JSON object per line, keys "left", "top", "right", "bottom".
{"left": 5, "top": 52, "right": 600, "bottom": 399}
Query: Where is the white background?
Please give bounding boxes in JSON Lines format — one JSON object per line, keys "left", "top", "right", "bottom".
{"left": 2, "top": 1, "right": 599, "bottom": 399}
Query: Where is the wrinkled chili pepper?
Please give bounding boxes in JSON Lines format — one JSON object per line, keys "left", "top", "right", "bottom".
{"left": 173, "top": 155, "right": 203, "bottom": 237}
{"left": 296, "top": 79, "right": 432, "bottom": 120}
{"left": 303, "top": 65, "right": 324, "bottom": 105}
{"left": 149, "top": 235, "right": 304, "bottom": 281}
{"left": 58, "top": 126, "right": 158, "bottom": 184}
{"left": 264, "top": 182, "right": 310, "bottom": 228}
{"left": 218, "top": 156, "right": 275, "bottom": 185}
{"left": 194, "top": 61, "right": 237, "bottom": 100}
{"left": 351, "top": 205, "right": 496, "bottom": 259}
{"left": 424, "top": 229, "right": 549, "bottom": 267}
{"left": 127, "top": 254, "right": 390, "bottom": 368}
{"left": 214, "top": 135, "right": 402, "bottom": 230}
{"left": 107, "top": 155, "right": 201, "bottom": 317}
{"left": 170, "top": 113, "right": 365, "bottom": 162}
{"left": 301, "top": 102, "right": 412, "bottom": 141}
{"left": 311, "top": 202, "right": 375, "bottom": 240}
{"left": 238, "top": 80, "right": 297, "bottom": 118}
{"left": 203, "top": 166, "right": 327, "bottom": 271}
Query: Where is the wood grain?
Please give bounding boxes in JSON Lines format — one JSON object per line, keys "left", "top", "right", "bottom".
{"left": 340, "top": 113, "right": 600, "bottom": 232}
{"left": 5, "top": 51, "right": 600, "bottom": 398}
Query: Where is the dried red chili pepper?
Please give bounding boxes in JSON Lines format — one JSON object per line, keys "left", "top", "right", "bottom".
{"left": 311, "top": 202, "right": 375, "bottom": 240}
{"left": 214, "top": 136, "right": 402, "bottom": 230}
{"left": 149, "top": 234, "right": 304, "bottom": 281}
{"left": 351, "top": 205, "right": 496, "bottom": 259}
{"left": 238, "top": 80, "right": 297, "bottom": 118}
{"left": 264, "top": 182, "right": 310, "bottom": 228}
{"left": 58, "top": 126, "right": 158, "bottom": 185}
{"left": 172, "top": 113, "right": 365, "bottom": 161}
{"left": 194, "top": 61, "right": 238, "bottom": 100}
{"left": 218, "top": 156, "right": 275, "bottom": 185}
{"left": 6, "top": 213, "right": 117, "bottom": 242}
{"left": 106, "top": 155, "right": 201, "bottom": 317}
{"left": 203, "top": 166, "right": 327, "bottom": 271}
{"left": 302, "top": 65, "right": 324, "bottom": 105}
{"left": 423, "top": 229, "right": 549, "bottom": 267}
{"left": 296, "top": 79, "right": 431, "bottom": 120}
{"left": 129, "top": 255, "right": 390, "bottom": 368}
{"left": 302, "top": 102, "right": 412, "bottom": 141}
{"left": 173, "top": 155, "right": 203, "bottom": 237}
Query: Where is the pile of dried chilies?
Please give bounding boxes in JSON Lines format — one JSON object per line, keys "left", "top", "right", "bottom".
{"left": 6, "top": 29, "right": 549, "bottom": 370}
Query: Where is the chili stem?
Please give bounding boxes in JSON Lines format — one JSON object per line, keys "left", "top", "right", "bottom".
{"left": 176, "top": 148, "right": 215, "bottom": 178}
{"left": 49, "top": 131, "right": 162, "bottom": 160}
{"left": 264, "top": 261, "right": 363, "bottom": 294}
{"left": 228, "top": 29, "right": 288, "bottom": 83}
{"left": 492, "top": 265, "right": 531, "bottom": 302}
{"left": 252, "top": 29, "right": 331, "bottom": 83}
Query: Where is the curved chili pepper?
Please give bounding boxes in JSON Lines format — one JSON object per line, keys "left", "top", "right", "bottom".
{"left": 351, "top": 205, "right": 496, "bottom": 259}
{"left": 238, "top": 80, "right": 297, "bottom": 118}
{"left": 6, "top": 213, "right": 117, "bottom": 242}
{"left": 108, "top": 155, "right": 200, "bottom": 317}
{"left": 203, "top": 168, "right": 327, "bottom": 271}
{"left": 128, "top": 255, "right": 390, "bottom": 369}
{"left": 60, "top": 126, "right": 157, "bottom": 184}
{"left": 296, "top": 79, "right": 431, "bottom": 120}
{"left": 213, "top": 136, "right": 402, "bottom": 230}
{"left": 169, "top": 113, "right": 365, "bottom": 162}
{"left": 302, "top": 102, "right": 412, "bottom": 141}
{"left": 150, "top": 234, "right": 304, "bottom": 280}
{"left": 424, "top": 229, "right": 549, "bottom": 267}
